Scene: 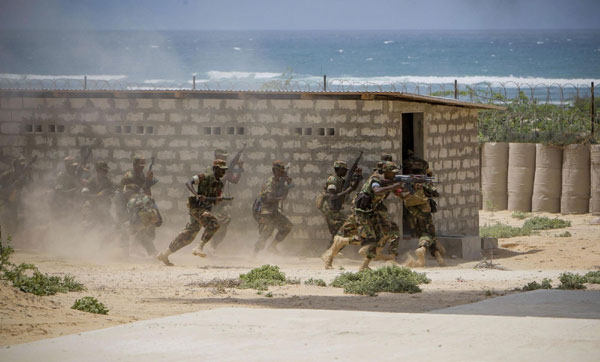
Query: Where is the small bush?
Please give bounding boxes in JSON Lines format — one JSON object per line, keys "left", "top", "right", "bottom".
{"left": 584, "top": 271, "right": 600, "bottom": 284}
{"left": 304, "top": 278, "right": 327, "bottom": 287}
{"left": 264, "top": 292, "right": 273, "bottom": 298}
{"left": 523, "top": 216, "right": 571, "bottom": 231}
{"left": 72, "top": 296, "right": 109, "bottom": 315}
{"left": 555, "top": 231, "right": 572, "bottom": 237}
{"left": 331, "top": 265, "right": 430, "bottom": 296}
{"left": 1, "top": 239, "right": 85, "bottom": 296}
{"left": 480, "top": 222, "right": 530, "bottom": 238}
{"left": 239, "top": 265, "right": 287, "bottom": 291}
{"left": 558, "top": 272, "right": 587, "bottom": 290}
{"left": 522, "top": 278, "right": 552, "bottom": 291}
{"left": 511, "top": 211, "right": 531, "bottom": 220}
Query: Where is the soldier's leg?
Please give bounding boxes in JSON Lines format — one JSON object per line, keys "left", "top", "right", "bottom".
{"left": 321, "top": 213, "right": 357, "bottom": 269}
{"left": 254, "top": 215, "right": 276, "bottom": 254}
{"left": 268, "top": 211, "right": 292, "bottom": 253}
{"left": 195, "top": 211, "right": 221, "bottom": 256}
{"left": 386, "top": 221, "right": 401, "bottom": 256}
{"left": 356, "top": 212, "right": 378, "bottom": 271}
{"left": 158, "top": 212, "right": 202, "bottom": 266}
{"left": 138, "top": 226, "right": 157, "bottom": 256}
{"left": 209, "top": 211, "right": 231, "bottom": 250}
{"left": 325, "top": 210, "right": 347, "bottom": 247}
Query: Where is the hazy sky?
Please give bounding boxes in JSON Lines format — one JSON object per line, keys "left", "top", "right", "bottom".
{"left": 1, "top": 0, "right": 599, "bottom": 30}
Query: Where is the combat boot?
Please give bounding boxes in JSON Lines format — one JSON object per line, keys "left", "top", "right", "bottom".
{"left": 321, "top": 235, "right": 350, "bottom": 269}
{"left": 358, "top": 245, "right": 372, "bottom": 271}
{"left": 373, "top": 253, "right": 395, "bottom": 261}
{"left": 414, "top": 246, "right": 427, "bottom": 267}
{"left": 157, "top": 249, "right": 174, "bottom": 266}
{"left": 192, "top": 243, "right": 207, "bottom": 258}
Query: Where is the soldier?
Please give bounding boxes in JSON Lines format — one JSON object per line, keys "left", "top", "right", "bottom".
{"left": 372, "top": 153, "right": 401, "bottom": 257}
{"left": 208, "top": 148, "right": 244, "bottom": 251}
{"left": 317, "top": 160, "right": 359, "bottom": 247}
{"left": 157, "top": 159, "right": 229, "bottom": 266}
{"left": 322, "top": 161, "right": 403, "bottom": 271}
{"left": 52, "top": 156, "right": 85, "bottom": 222}
{"left": 402, "top": 150, "right": 444, "bottom": 267}
{"left": 117, "top": 154, "right": 159, "bottom": 255}
{"left": 253, "top": 161, "right": 293, "bottom": 255}
{"left": 127, "top": 191, "right": 162, "bottom": 256}
{"left": 81, "top": 161, "right": 116, "bottom": 228}
{"left": 0, "top": 156, "right": 32, "bottom": 236}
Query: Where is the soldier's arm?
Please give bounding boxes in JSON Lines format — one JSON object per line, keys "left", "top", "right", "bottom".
{"left": 186, "top": 175, "right": 205, "bottom": 201}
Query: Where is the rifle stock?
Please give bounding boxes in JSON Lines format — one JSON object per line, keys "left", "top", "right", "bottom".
{"left": 343, "top": 151, "right": 363, "bottom": 191}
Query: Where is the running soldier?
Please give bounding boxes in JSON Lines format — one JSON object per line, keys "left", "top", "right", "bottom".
{"left": 253, "top": 161, "right": 293, "bottom": 255}
{"left": 157, "top": 159, "right": 229, "bottom": 266}
{"left": 317, "top": 160, "right": 360, "bottom": 247}
{"left": 321, "top": 161, "right": 403, "bottom": 271}
{"left": 208, "top": 147, "right": 244, "bottom": 251}
{"left": 372, "top": 153, "right": 401, "bottom": 257}
{"left": 52, "top": 156, "right": 85, "bottom": 222}
{"left": 117, "top": 154, "right": 160, "bottom": 255}
{"left": 402, "top": 151, "right": 444, "bottom": 267}
{"left": 81, "top": 161, "right": 116, "bottom": 228}
{"left": 0, "top": 156, "right": 33, "bottom": 236}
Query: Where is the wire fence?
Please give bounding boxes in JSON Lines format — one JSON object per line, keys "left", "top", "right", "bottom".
{"left": 0, "top": 76, "right": 596, "bottom": 106}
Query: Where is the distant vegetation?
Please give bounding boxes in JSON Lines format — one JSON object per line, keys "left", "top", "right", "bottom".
{"left": 480, "top": 216, "right": 571, "bottom": 239}
{"left": 72, "top": 296, "right": 109, "bottom": 315}
{"left": 331, "top": 265, "right": 430, "bottom": 296}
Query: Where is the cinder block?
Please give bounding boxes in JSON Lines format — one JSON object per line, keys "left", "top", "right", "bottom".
{"left": 146, "top": 138, "right": 166, "bottom": 148}
{"left": 57, "top": 137, "right": 76, "bottom": 147}
{"left": 47, "top": 98, "right": 67, "bottom": 109}
{"left": 114, "top": 99, "right": 130, "bottom": 110}
{"left": 91, "top": 125, "right": 108, "bottom": 135}
{"left": 90, "top": 98, "right": 111, "bottom": 110}
{"left": 362, "top": 101, "right": 383, "bottom": 112}
{"left": 22, "top": 98, "right": 45, "bottom": 109}
{"left": 102, "top": 138, "right": 120, "bottom": 148}
{"left": 123, "top": 138, "right": 142, "bottom": 148}
{"left": 158, "top": 150, "right": 176, "bottom": 160}
{"left": 158, "top": 99, "right": 176, "bottom": 110}
{"left": 112, "top": 149, "right": 131, "bottom": 159}
{"left": 181, "top": 125, "right": 198, "bottom": 135}
{"left": 182, "top": 99, "right": 200, "bottom": 110}
{"left": 225, "top": 99, "right": 244, "bottom": 110}
{"left": 0, "top": 122, "right": 21, "bottom": 134}
{"left": 157, "top": 125, "right": 176, "bottom": 136}
{"left": 146, "top": 112, "right": 166, "bottom": 122}
{"left": 169, "top": 113, "right": 188, "bottom": 123}
{"left": 337, "top": 100, "right": 357, "bottom": 110}
{"left": 259, "top": 138, "right": 277, "bottom": 149}
{"left": 169, "top": 139, "right": 188, "bottom": 148}
{"left": 190, "top": 114, "right": 210, "bottom": 123}
{"left": 281, "top": 113, "right": 298, "bottom": 124}
{"left": 481, "top": 237, "right": 498, "bottom": 250}
{"left": 293, "top": 100, "right": 314, "bottom": 110}
{"left": 126, "top": 112, "right": 144, "bottom": 122}
{"left": 136, "top": 99, "right": 154, "bottom": 109}
{"left": 70, "top": 124, "right": 87, "bottom": 134}
{"left": 304, "top": 114, "right": 321, "bottom": 124}
{"left": 203, "top": 99, "right": 222, "bottom": 110}
{"left": 249, "top": 126, "right": 269, "bottom": 136}
{"left": 270, "top": 100, "right": 291, "bottom": 110}
{"left": 360, "top": 127, "right": 386, "bottom": 137}
{"left": 179, "top": 150, "right": 197, "bottom": 161}
{"left": 315, "top": 100, "right": 335, "bottom": 111}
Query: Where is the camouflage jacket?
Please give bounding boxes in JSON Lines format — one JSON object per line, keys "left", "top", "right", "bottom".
{"left": 403, "top": 155, "right": 430, "bottom": 175}
{"left": 119, "top": 170, "right": 157, "bottom": 199}
{"left": 55, "top": 171, "right": 83, "bottom": 195}
{"left": 323, "top": 174, "right": 346, "bottom": 212}
{"left": 189, "top": 173, "right": 223, "bottom": 210}
{"left": 127, "top": 193, "right": 160, "bottom": 226}
{"left": 259, "top": 176, "right": 290, "bottom": 214}
{"left": 354, "top": 174, "right": 392, "bottom": 213}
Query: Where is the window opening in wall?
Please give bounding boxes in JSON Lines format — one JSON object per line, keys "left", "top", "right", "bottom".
{"left": 57, "top": 125, "right": 65, "bottom": 133}
{"left": 237, "top": 127, "right": 245, "bottom": 135}
{"left": 328, "top": 128, "right": 335, "bottom": 136}
{"left": 25, "top": 125, "right": 33, "bottom": 133}
{"left": 318, "top": 128, "right": 325, "bottom": 136}
{"left": 204, "top": 127, "right": 212, "bottom": 135}
{"left": 295, "top": 127, "right": 302, "bottom": 135}
{"left": 145, "top": 126, "right": 154, "bottom": 134}
{"left": 115, "top": 125, "right": 122, "bottom": 134}
{"left": 227, "top": 127, "right": 235, "bottom": 135}
{"left": 48, "top": 125, "right": 56, "bottom": 133}
{"left": 34, "top": 125, "right": 42, "bottom": 133}
{"left": 124, "top": 125, "right": 132, "bottom": 134}
{"left": 304, "top": 128, "right": 312, "bottom": 136}
{"left": 213, "top": 127, "right": 221, "bottom": 135}
{"left": 136, "top": 126, "right": 144, "bottom": 134}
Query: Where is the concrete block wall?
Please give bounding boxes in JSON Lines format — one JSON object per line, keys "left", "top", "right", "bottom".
{"left": 0, "top": 91, "right": 480, "bottom": 249}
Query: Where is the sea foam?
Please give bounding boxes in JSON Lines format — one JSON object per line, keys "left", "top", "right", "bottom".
{"left": 0, "top": 73, "right": 127, "bottom": 81}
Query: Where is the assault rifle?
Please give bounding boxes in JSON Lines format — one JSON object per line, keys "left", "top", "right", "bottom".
{"left": 392, "top": 174, "right": 438, "bottom": 194}
{"left": 229, "top": 143, "right": 247, "bottom": 174}
{"left": 144, "top": 157, "right": 156, "bottom": 194}
{"left": 342, "top": 151, "right": 363, "bottom": 191}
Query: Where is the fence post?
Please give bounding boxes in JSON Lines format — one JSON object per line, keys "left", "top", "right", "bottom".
{"left": 592, "top": 82, "right": 595, "bottom": 137}
{"left": 454, "top": 79, "right": 458, "bottom": 99}
{"left": 84, "top": 76, "right": 87, "bottom": 90}
{"left": 323, "top": 74, "right": 327, "bottom": 91}
{"left": 193, "top": 76, "right": 196, "bottom": 90}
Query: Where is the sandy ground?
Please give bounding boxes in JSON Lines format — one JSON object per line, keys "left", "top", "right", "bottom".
{"left": 1, "top": 210, "right": 599, "bottom": 346}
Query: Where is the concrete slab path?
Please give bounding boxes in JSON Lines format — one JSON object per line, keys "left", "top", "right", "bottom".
{"left": 2, "top": 305, "right": 599, "bottom": 362}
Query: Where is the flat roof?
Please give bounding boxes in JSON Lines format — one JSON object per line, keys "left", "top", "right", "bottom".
{"left": 0, "top": 89, "right": 505, "bottom": 110}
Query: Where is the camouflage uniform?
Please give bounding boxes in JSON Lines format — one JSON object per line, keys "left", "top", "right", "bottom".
{"left": 127, "top": 192, "right": 161, "bottom": 255}
{"left": 52, "top": 156, "right": 84, "bottom": 222}
{"left": 372, "top": 153, "right": 401, "bottom": 256}
{"left": 254, "top": 161, "right": 293, "bottom": 253}
{"left": 168, "top": 169, "right": 225, "bottom": 253}
{"left": 318, "top": 161, "right": 350, "bottom": 242}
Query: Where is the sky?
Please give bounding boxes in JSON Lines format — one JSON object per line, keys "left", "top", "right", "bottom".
{"left": 0, "top": 0, "right": 599, "bottom": 30}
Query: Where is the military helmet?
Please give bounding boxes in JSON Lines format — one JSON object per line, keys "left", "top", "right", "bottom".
{"left": 333, "top": 160, "right": 348, "bottom": 169}
{"left": 213, "top": 159, "right": 228, "bottom": 170}
{"left": 381, "top": 161, "right": 400, "bottom": 173}
{"left": 132, "top": 153, "right": 146, "bottom": 165}
{"left": 381, "top": 153, "right": 393, "bottom": 161}
{"left": 272, "top": 160, "right": 286, "bottom": 170}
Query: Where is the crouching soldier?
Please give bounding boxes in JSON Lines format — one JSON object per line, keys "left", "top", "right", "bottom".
{"left": 253, "top": 161, "right": 293, "bottom": 255}
{"left": 127, "top": 190, "right": 162, "bottom": 256}
{"left": 157, "top": 159, "right": 229, "bottom": 266}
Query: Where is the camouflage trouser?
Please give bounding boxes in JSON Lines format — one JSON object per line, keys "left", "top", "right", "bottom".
{"left": 254, "top": 211, "right": 293, "bottom": 251}
{"left": 373, "top": 210, "right": 400, "bottom": 255}
{"left": 130, "top": 222, "right": 157, "bottom": 256}
{"left": 169, "top": 207, "right": 220, "bottom": 253}
{"left": 336, "top": 211, "right": 381, "bottom": 259}
{"left": 405, "top": 205, "right": 442, "bottom": 256}
{"left": 322, "top": 209, "right": 347, "bottom": 236}
{"left": 209, "top": 202, "right": 232, "bottom": 249}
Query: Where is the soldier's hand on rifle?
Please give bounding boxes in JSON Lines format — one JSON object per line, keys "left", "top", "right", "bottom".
{"left": 146, "top": 170, "right": 154, "bottom": 181}
{"left": 196, "top": 194, "right": 206, "bottom": 202}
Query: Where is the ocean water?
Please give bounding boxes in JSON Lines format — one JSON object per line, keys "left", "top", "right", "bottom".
{"left": 0, "top": 30, "right": 599, "bottom": 93}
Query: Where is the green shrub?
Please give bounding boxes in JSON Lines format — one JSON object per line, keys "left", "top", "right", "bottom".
{"left": 523, "top": 216, "right": 571, "bottom": 231}
{"left": 511, "top": 211, "right": 531, "bottom": 220}
{"left": 304, "top": 278, "right": 327, "bottom": 287}
{"left": 1, "top": 239, "right": 85, "bottom": 296}
{"left": 239, "top": 265, "right": 288, "bottom": 291}
{"left": 522, "top": 278, "right": 552, "bottom": 291}
{"left": 584, "top": 271, "right": 600, "bottom": 284}
{"left": 558, "top": 272, "right": 587, "bottom": 290}
{"left": 72, "top": 296, "right": 109, "bottom": 315}
{"left": 555, "top": 231, "right": 572, "bottom": 237}
{"left": 480, "top": 222, "right": 530, "bottom": 238}
{"left": 331, "top": 265, "right": 430, "bottom": 296}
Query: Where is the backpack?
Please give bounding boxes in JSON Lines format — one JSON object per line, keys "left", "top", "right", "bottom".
{"left": 252, "top": 197, "right": 263, "bottom": 222}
